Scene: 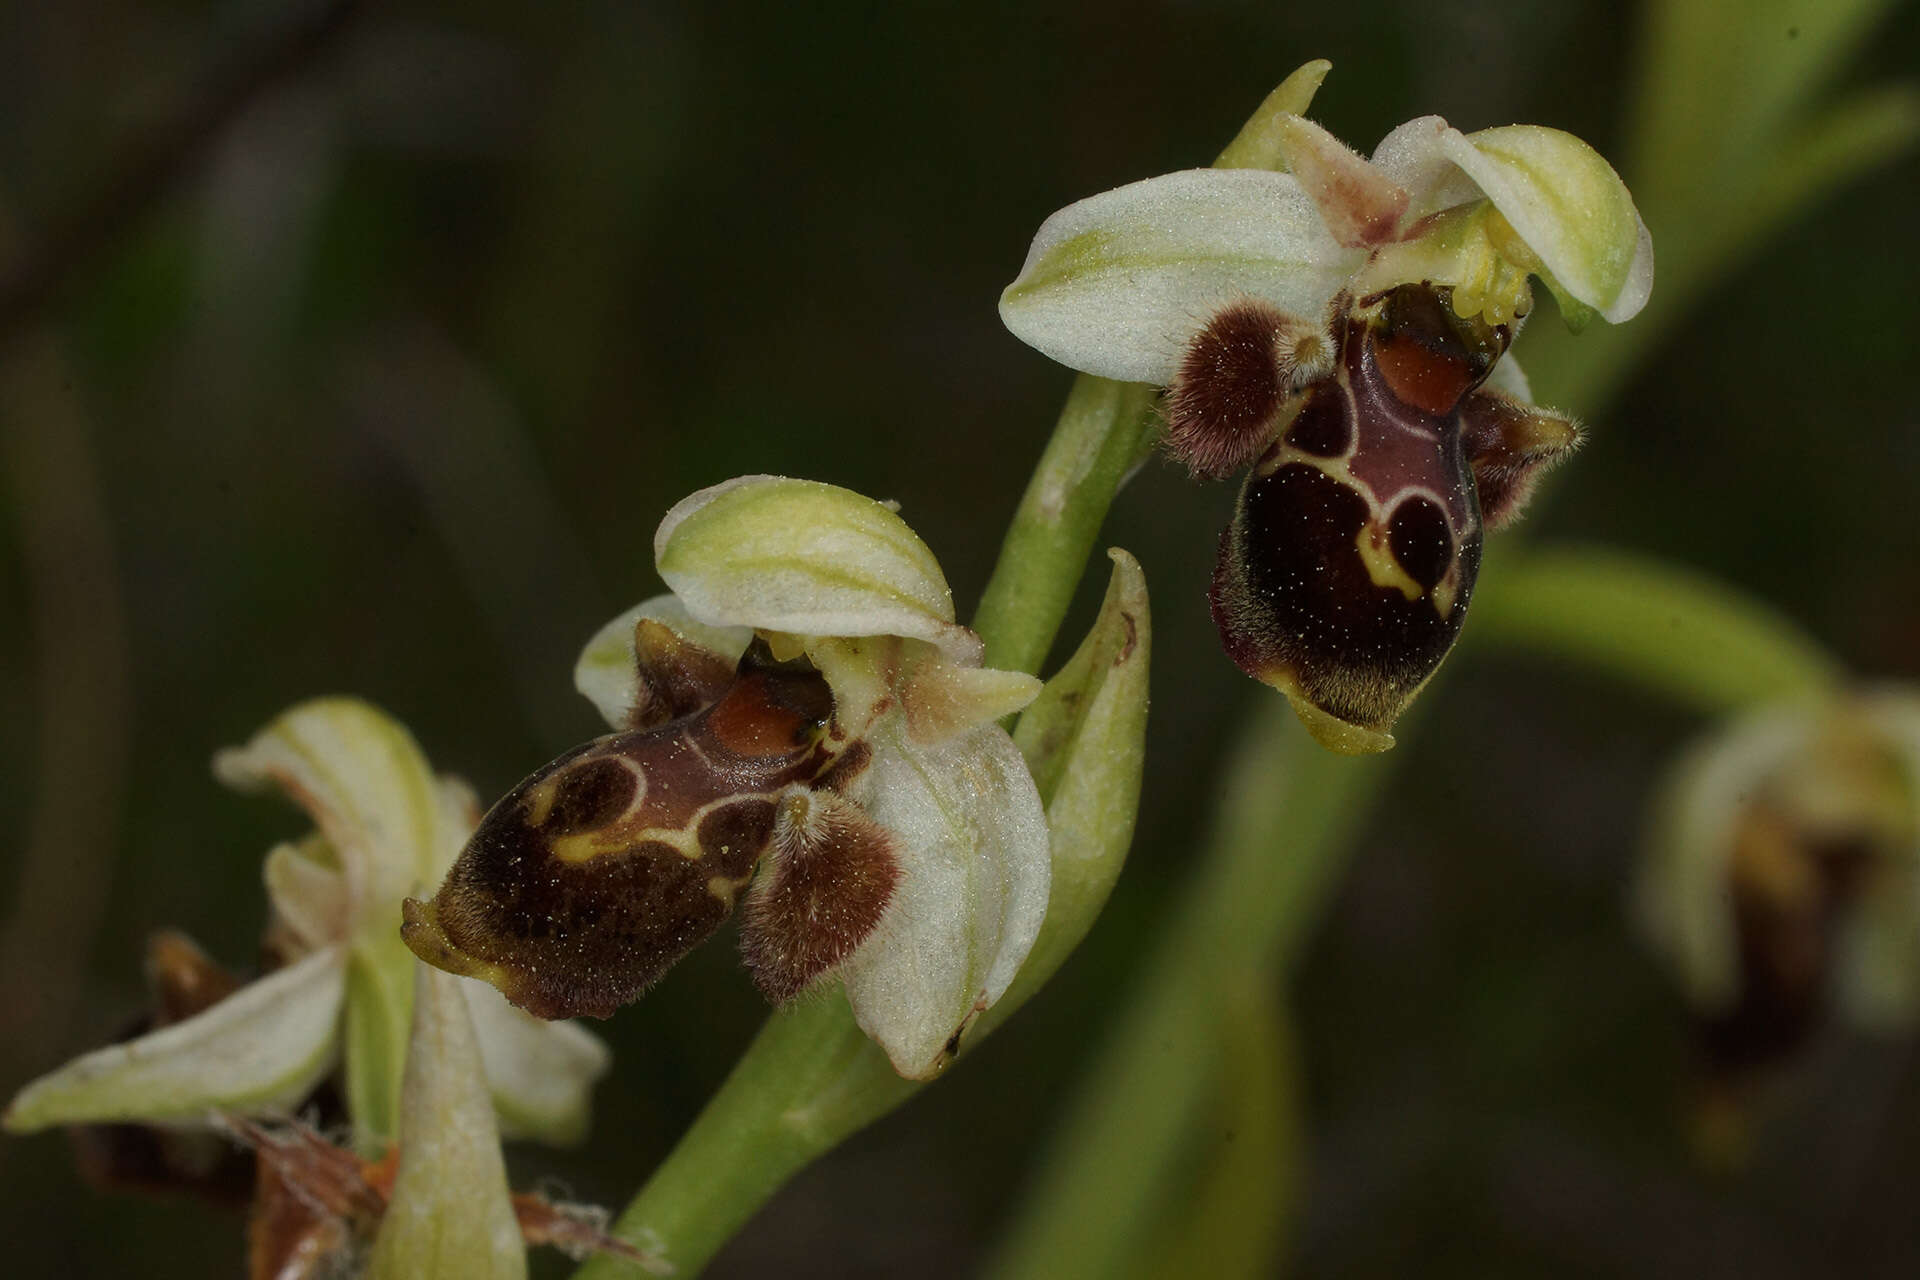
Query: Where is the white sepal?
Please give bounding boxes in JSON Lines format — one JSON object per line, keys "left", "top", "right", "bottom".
{"left": 999, "top": 168, "right": 1360, "bottom": 384}
{"left": 656, "top": 476, "right": 981, "bottom": 664}
{"left": 837, "top": 718, "right": 1051, "bottom": 1079}
{"left": 458, "top": 977, "right": 611, "bottom": 1145}
{"left": 3, "top": 946, "right": 346, "bottom": 1131}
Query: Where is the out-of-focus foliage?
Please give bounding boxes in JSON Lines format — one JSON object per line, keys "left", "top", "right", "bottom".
{"left": 1, "top": 2, "right": 1916, "bottom": 1277}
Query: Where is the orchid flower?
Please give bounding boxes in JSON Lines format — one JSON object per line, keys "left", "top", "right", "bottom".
{"left": 403, "top": 476, "right": 1052, "bottom": 1080}
{"left": 1001, "top": 60, "right": 1652, "bottom": 752}
{"left": 4, "top": 699, "right": 610, "bottom": 1150}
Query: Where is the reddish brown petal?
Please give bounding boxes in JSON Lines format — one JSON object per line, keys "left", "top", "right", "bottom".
{"left": 740, "top": 789, "right": 900, "bottom": 1004}
{"left": 1165, "top": 300, "right": 1332, "bottom": 479}
{"left": 1459, "top": 388, "right": 1581, "bottom": 529}
{"left": 1272, "top": 113, "right": 1410, "bottom": 248}
{"left": 627, "top": 617, "right": 740, "bottom": 729}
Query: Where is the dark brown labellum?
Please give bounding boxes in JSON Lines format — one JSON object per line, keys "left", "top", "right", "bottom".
{"left": 1208, "top": 283, "right": 1518, "bottom": 752}
{"left": 403, "top": 638, "right": 905, "bottom": 1020}
{"left": 1181, "top": 283, "right": 1582, "bottom": 750}
{"left": 1699, "top": 803, "right": 1873, "bottom": 1080}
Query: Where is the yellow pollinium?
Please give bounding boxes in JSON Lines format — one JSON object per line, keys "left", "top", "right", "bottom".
{"left": 1354, "top": 201, "right": 1535, "bottom": 330}
{"left": 1447, "top": 208, "right": 1535, "bottom": 328}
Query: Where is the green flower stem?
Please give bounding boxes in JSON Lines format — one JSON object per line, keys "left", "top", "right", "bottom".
{"left": 988, "top": 709, "right": 1388, "bottom": 1280}
{"left": 972, "top": 373, "right": 1158, "bottom": 675}
{"left": 989, "top": 540, "right": 1846, "bottom": 1279}
{"left": 576, "top": 371, "right": 1155, "bottom": 1280}
{"left": 574, "top": 1004, "right": 911, "bottom": 1279}
{"left": 1467, "top": 544, "right": 1842, "bottom": 711}
{"left": 988, "top": 16, "right": 1915, "bottom": 1275}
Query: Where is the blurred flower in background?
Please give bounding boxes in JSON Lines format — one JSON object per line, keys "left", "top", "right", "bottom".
{"left": 1640, "top": 689, "right": 1920, "bottom": 1155}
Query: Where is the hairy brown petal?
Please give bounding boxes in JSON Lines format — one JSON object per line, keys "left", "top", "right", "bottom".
{"left": 740, "top": 788, "right": 900, "bottom": 1004}
{"left": 1458, "top": 387, "right": 1581, "bottom": 529}
{"left": 1164, "top": 300, "right": 1332, "bottom": 480}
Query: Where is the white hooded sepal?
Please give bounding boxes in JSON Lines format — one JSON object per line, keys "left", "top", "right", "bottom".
{"left": 655, "top": 475, "right": 982, "bottom": 665}
{"left": 213, "top": 697, "right": 450, "bottom": 932}
{"left": 836, "top": 717, "right": 1051, "bottom": 1079}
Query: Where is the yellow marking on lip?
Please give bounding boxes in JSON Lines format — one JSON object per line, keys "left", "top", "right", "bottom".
{"left": 523, "top": 775, "right": 562, "bottom": 828}
{"left": 548, "top": 824, "right": 699, "bottom": 866}
{"left": 543, "top": 792, "right": 784, "bottom": 866}
{"left": 706, "top": 874, "right": 754, "bottom": 908}
{"left": 1355, "top": 522, "right": 1423, "bottom": 601}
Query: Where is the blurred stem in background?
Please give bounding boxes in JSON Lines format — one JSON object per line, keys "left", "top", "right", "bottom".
{"left": 986, "top": 1, "right": 1914, "bottom": 1276}
{"left": 0, "top": 329, "right": 130, "bottom": 1110}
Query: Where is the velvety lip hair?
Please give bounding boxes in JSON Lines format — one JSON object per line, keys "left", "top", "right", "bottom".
{"left": 402, "top": 635, "right": 898, "bottom": 1020}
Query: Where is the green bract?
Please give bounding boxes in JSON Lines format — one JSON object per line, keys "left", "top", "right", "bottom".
{"left": 369, "top": 964, "right": 528, "bottom": 1280}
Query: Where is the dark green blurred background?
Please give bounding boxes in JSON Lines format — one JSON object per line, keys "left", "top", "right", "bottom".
{"left": 3, "top": 1, "right": 1917, "bottom": 1275}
